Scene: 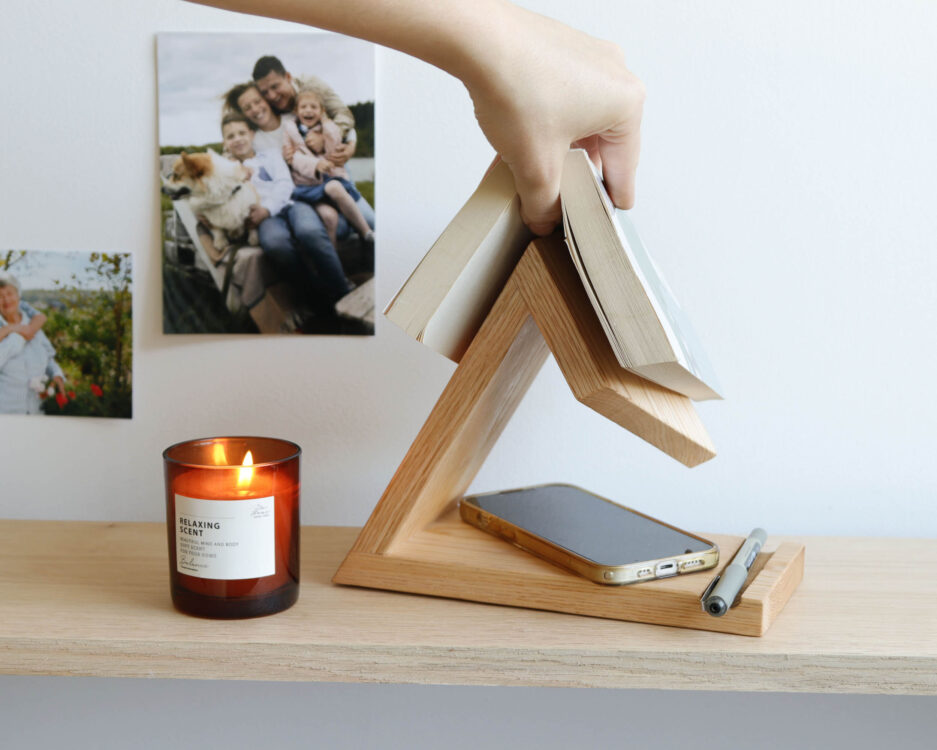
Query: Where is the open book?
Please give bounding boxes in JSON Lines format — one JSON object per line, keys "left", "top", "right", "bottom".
{"left": 385, "top": 150, "right": 720, "bottom": 400}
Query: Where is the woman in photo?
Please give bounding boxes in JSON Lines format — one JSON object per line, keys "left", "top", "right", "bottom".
{"left": 0, "top": 271, "right": 66, "bottom": 415}
{"left": 225, "top": 81, "right": 296, "bottom": 156}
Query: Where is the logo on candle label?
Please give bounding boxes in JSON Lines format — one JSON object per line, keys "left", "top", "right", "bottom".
{"left": 175, "top": 494, "right": 275, "bottom": 580}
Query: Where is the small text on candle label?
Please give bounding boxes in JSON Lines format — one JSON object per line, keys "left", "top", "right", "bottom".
{"left": 175, "top": 495, "right": 275, "bottom": 580}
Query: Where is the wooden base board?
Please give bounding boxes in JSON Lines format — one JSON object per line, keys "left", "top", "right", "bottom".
{"left": 334, "top": 509, "right": 805, "bottom": 637}
{"left": 337, "top": 236, "right": 803, "bottom": 636}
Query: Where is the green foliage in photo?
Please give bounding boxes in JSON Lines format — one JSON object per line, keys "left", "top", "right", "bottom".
{"left": 348, "top": 101, "right": 374, "bottom": 158}
{"left": 30, "top": 253, "right": 133, "bottom": 419}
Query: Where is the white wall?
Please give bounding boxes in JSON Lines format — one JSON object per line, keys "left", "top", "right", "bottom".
{"left": 2, "top": 0, "right": 936, "bottom": 537}
{"left": 1, "top": 0, "right": 936, "bottom": 745}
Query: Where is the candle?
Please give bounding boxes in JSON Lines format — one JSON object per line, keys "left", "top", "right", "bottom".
{"left": 163, "top": 437, "right": 300, "bottom": 618}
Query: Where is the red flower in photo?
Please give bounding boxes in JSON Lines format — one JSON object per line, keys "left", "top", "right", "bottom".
{"left": 90, "top": 384, "right": 104, "bottom": 397}
{"left": 67, "top": 390, "right": 76, "bottom": 400}
{"left": 55, "top": 392, "right": 68, "bottom": 409}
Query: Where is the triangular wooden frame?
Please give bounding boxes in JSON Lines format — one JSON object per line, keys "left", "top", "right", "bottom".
{"left": 334, "top": 235, "right": 803, "bottom": 636}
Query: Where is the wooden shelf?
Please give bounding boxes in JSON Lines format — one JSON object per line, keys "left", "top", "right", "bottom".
{"left": 0, "top": 520, "right": 934, "bottom": 694}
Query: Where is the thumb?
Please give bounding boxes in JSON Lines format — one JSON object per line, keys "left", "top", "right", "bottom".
{"left": 597, "top": 115, "right": 643, "bottom": 210}
{"left": 504, "top": 142, "right": 568, "bottom": 236}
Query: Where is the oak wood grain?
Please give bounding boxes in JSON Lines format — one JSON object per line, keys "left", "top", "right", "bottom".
{"left": 337, "top": 237, "right": 738, "bottom": 636}
{"left": 517, "top": 235, "right": 715, "bottom": 466}
{"left": 1, "top": 521, "right": 934, "bottom": 694}
{"left": 338, "top": 509, "right": 803, "bottom": 636}
{"left": 346, "top": 273, "right": 549, "bottom": 556}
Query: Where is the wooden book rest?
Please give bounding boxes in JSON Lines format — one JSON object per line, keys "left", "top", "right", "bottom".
{"left": 334, "top": 235, "right": 804, "bottom": 636}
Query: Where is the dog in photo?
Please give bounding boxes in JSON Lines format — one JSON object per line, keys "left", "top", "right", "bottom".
{"left": 162, "top": 150, "right": 260, "bottom": 254}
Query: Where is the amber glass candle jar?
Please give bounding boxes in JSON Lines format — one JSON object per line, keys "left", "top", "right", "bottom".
{"left": 163, "top": 437, "right": 300, "bottom": 618}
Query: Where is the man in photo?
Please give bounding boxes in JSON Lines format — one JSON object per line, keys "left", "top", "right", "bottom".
{"left": 252, "top": 55, "right": 357, "bottom": 166}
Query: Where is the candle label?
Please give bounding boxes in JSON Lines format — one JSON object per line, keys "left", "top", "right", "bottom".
{"left": 175, "top": 494, "right": 275, "bottom": 580}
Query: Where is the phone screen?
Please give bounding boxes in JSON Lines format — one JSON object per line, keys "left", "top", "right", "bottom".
{"left": 467, "top": 484, "right": 711, "bottom": 566}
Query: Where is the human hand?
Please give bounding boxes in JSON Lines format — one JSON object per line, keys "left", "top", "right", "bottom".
{"left": 327, "top": 142, "right": 354, "bottom": 166}
{"left": 282, "top": 142, "right": 296, "bottom": 163}
{"left": 317, "top": 159, "right": 337, "bottom": 175}
{"left": 53, "top": 376, "right": 66, "bottom": 395}
{"left": 181, "top": 1, "right": 642, "bottom": 236}
{"left": 11, "top": 323, "right": 35, "bottom": 341}
{"left": 249, "top": 205, "right": 270, "bottom": 226}
{"left": 464, "top": 7, "right": 644, "bottom": 235}
{"left": 304, "top": 130, "right": 325, "bottom": 153}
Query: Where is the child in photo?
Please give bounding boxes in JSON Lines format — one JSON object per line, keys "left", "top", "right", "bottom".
{"left": 283, "top": 87, "right": 374, "bottom": 247}
{"left": 296, "top": 86, "right": 353, "bottom": 165}
{"left": 221, "top": 113, "right": 353, "bottom": 308}
{"left": 221, "top": 113, "right": 294, "bottom": 221}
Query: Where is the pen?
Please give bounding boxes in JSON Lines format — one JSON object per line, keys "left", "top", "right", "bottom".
{"left": 701, "top": 528, "right": 767, "bottom": 617}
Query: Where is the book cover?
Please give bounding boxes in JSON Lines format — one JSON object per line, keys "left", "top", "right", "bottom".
{"left": 562, "top": 149, "right": 721, "bottom": 400}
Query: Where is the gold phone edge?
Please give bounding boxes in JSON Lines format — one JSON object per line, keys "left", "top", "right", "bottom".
{"left": 459, "top": 483, "right": 719, "bottom": 586}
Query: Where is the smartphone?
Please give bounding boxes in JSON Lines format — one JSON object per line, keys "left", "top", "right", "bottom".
{"left": 460, "top": 483, "right": 719, "bottom": 585}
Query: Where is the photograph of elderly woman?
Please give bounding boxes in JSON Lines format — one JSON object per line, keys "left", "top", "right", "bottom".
{"left": 0, "top": 250, "right": 132, "bottom": 419}
{"left": 158, "top": 32, "right": 375, "bottom": 336}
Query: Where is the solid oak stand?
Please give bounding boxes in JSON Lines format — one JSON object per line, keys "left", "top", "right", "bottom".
{"left": 334, "top": 235, "right": 804, "bottom": 636}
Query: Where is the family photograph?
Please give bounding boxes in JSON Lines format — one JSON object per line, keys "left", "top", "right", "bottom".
{"left": 158, "top": 32, "right": 376, "bottom": 335}
{"left": 0, "top": 249, "right": 133, "bottom": 419}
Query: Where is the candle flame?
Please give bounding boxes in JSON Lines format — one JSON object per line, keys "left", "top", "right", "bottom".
{"left": 212, "top": 442, "right": 228, "bottom": 466}
{"left": 237, "top": 450, "right": 254, "bottom": 488}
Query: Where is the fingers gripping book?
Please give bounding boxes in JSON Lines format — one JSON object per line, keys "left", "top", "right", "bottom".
{"left": 385, "top": 150, "right": 720, "bottom": 401}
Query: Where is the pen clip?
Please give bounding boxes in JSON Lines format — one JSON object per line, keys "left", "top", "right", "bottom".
{"left": 699, "top": 574, "right": 721, "bottom": 612}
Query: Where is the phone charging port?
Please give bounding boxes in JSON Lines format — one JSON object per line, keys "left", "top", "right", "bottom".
{"left": 655, "top": 561, "right": 678, "bottom": 578}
